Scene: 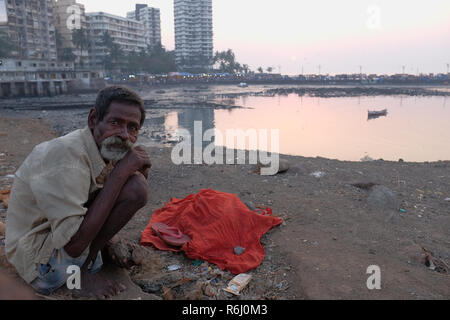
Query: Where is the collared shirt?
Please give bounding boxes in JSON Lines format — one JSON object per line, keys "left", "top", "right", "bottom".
{"left": 5, "top": 126, "right": 107, "bottom": 283}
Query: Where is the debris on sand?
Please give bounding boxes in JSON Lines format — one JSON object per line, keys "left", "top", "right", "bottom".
{"left": 0, "top": 222, "right": 5, "bottom": 237}
{"left": 422, "top": 247, "right": 449, "bottom": 274}
{"left": 223, "top": 273, "right": 252, "bottom": 296}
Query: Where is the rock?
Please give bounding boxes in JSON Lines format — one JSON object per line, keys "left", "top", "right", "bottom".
{"left": 134, "top": 279, "right": 163, "bottom": 294}
{"left": 367, "top": 185, "right": 400, "bottom": 219}
{"left": 257, "top": 158, "right": 290, "bottom": 175}
{"left": 0, "top": 222, "right": 5, "bottom": 237}
{"left": 234, "top": 246, "right": 245, "bottom": 256}
{"left": 244, "top": 201, "right": 255, "bottom": 211}
{"left": 131, "top": 245, "right": 148, "bottom": 265}
{"left": 106, "top": 238, "right": 133, "bottom": 268}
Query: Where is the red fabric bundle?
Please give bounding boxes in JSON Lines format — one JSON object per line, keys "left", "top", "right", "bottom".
{"left": 140, "top": 189, "right": 283, "bottom": 274}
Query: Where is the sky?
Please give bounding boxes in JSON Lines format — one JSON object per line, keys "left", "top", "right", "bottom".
{"left": 77, "top": 0, "right": 450, "bottom": 75}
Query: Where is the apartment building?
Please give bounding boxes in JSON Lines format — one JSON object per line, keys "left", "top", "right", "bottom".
{"left": 174, "top": 0, "right": 213, "bottom": 70}
{"left": 127, "top": 4, "right": 161, "bottom": 47}
{"left": 86, "top": 12, "right": 146, "bottom": 68}
{"left": 0, "top": 0, "right": 57, "bottom": 60}
{"left": 54, "top": 0, "right": 88, "bottom": 66}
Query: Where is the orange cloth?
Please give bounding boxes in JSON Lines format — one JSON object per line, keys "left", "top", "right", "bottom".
{"left": 140, "top": 189, "right": 283, "bottom": 274}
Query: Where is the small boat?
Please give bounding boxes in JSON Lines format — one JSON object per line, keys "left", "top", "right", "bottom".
{"left": 368, "top": 109, "right": 387, "bottom": 117}
{"left": 368, "top": 109, "right": 388, "bottom": 120}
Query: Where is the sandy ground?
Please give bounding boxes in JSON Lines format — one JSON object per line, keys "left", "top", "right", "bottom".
{"left": 0, "top": 85, "right": 449, "bottom": 300}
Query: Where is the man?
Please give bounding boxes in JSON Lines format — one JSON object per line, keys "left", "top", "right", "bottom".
{"left": 5, "top": 86, "right": 151, "bottom": 298}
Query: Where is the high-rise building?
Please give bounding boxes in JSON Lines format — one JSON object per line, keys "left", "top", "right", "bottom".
{"left": 86, "top": 12, "right": 146, "bottom": 68}
{"left": 54, "top": 0, "right": 89, "bottom": 67}
{"left": 0, "top": 0, "right": 57, "bottom": 60}
{"left": 127, "top": 4, "right": 161, "bottom": 48}
{"left": 174, "top": 0, "right": 213, "bottom": 70}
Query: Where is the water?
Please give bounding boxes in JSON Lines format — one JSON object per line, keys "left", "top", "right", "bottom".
{"left": 145, "top": 94, "right": 450, "bottom": 162}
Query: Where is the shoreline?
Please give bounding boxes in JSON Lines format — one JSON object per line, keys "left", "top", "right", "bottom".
{"left": 1, "top": 86, "right": 449, "bottom": 300}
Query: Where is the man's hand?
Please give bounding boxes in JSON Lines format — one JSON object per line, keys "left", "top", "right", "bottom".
{"left": 118, "top": 146, "right": 152, "bottom": 178}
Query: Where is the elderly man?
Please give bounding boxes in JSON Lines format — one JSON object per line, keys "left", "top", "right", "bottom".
{"left": 5, "top": 86, "right": 151, "bottom": 298}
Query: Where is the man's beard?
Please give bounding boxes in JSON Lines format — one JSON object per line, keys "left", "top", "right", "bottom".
{"left": 100, "top": 136, "right": 134, "bottom": 162}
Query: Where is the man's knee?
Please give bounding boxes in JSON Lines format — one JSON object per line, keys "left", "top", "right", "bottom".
{"left": 119, "top": 173, "right": 149, "bottom": 209}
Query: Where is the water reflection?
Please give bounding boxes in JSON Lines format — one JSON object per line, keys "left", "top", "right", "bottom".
{"left": 144, "top": 94, "right": 450, "bottom": 162}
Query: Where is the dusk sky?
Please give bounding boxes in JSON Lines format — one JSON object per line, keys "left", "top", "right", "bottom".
{"left": 77, "top": 0, "right": 450, "bottom": 75}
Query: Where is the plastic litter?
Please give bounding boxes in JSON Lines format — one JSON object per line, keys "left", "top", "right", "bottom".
{"left": 223, "top": 273, "right": 252, "bottom": 296}
{"left": 167, "top": 264, "right": 181, "bottom": 271}
{"left": 311, "top": 171, "right": 325, "bottom": 179}
{"left": 192, "top": 260, "right": 203, "bottom": 266}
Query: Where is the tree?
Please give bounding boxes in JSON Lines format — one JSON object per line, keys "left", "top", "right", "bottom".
{"left": 257, "top": 67, "right": 264, "bottom": 73}
{"left": 266, "top": 67, "right": 273, "bottom": 73}
{"left": 100, "top": 31, "right": 124, "bottom": 73}
{"left": 60, "top": 47, "right": 76, "bottom": 62}
{"left": 72, "top": 28, "right": 89, "bottom": 67}
{"left": 213, "top": 49, "right": 244, "bottom": 74}
{"left": 0, "top": 30, "right": 15, "bottom": 58}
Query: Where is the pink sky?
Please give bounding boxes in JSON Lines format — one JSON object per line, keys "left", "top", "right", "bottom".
{"left": 77, "top": 0, "right": 450, "bottom": 75}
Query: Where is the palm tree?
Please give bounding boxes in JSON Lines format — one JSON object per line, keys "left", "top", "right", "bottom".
{"left": 72, "top": 28, "right": 89, "bottom": 67}
{"left": 100, "top": 31, "right": 124, "bottom": 72}
{"left": 0, "top": 30, "right": 14, "bottom": 58}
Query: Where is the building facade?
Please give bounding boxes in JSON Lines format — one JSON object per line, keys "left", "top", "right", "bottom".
{"left": 86, "top": 12, "right": 146, "bottom": 69}
{"left": 54, "top": 0, "right": 89, "bottom": 67}
{"left": 174, "top": 0, "right": 213, "bottom": 71}
{"left": 127, "top": 4, "right": 161, "bottom": 48}
{"left": 0, "top": 57, "right": 104, "bottom": 97}
{"left": 0, "top": 0, "right": 57, "bottom": 60}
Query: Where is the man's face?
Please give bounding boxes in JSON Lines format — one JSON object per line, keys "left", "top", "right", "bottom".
{"left": 89, "top": 101, "right": 142, "bottom": 162}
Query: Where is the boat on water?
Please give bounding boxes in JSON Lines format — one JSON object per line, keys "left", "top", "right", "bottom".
{"left": 368, "top": 109, "right": 388, "bottom": 120}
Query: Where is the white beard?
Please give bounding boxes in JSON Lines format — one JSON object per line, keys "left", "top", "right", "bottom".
{"left": 100, "top": 136, "right": 134, "bottom": 162}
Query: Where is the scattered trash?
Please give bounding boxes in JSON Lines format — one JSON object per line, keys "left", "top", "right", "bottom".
{"left": 234, "top": 246, "right": 245, "bottom": 256}
{"left": 223, "top": 273, "right": 252, "bottom": 296}
{"left": 168, "top": 264, "right": 181, "bottom": 271}
{"left": 444, "top": 198, "right": 450, "bottom": 202}
{"left": 422, "top": 247, "right": 449, "bottom": 274}
{"left": 399, "top": 209, "right": 407, "bottom": 213}
{"left": 0, "top": 221, "right": 5, "bottom": 237}
{"left": 311, "top": 171, "right": 325, "bottom": 179}
{"left": 203, "top": 282, "right": 217, "bottom": 298}
{"left": 192, "top": 260, "right": 203, "bottom": 267}
{"left": 162, "top": 285, "right": 174, "bottom": 300}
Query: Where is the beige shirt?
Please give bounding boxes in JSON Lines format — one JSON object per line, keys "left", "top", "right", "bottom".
{"left": 5, "top": 126, "right": 107, "bottom": 283}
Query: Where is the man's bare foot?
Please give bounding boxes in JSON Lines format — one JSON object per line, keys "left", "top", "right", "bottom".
{"left": 72, "top": 271, "right": 126, "bottom": 299}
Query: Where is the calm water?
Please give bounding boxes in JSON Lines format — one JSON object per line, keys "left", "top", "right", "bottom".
{"left": 156, "top": 94, "right": 450, "bottom": 162}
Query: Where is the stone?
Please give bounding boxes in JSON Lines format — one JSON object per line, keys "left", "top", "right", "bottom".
{"left": 244, "top": 201, "right": 255, "bottom": 211}
{"left": 234, "top": 246, "right": 245, "bottom": 255}
{"left": 257, "top": 158, "right": 290, "bottom": 175}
